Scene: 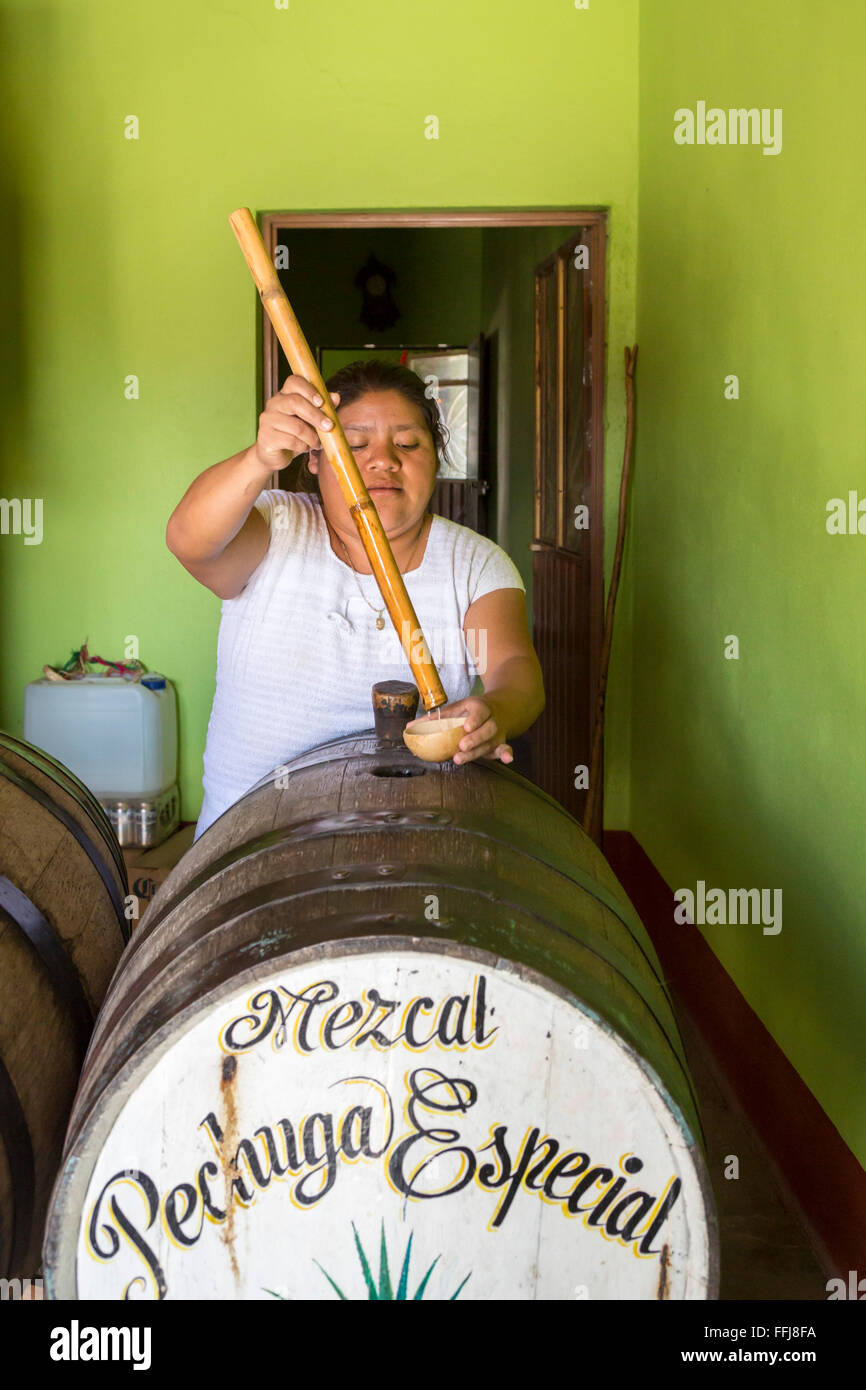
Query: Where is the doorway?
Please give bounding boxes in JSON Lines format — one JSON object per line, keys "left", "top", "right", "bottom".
{"left": 531, "top": 230, "right": 605, "bottom": 837}
{"left": 257, "top": 210, "right": 607, "bottom": 830}
{"left": 314, "top": 340, "right": 488, "bottom": 532}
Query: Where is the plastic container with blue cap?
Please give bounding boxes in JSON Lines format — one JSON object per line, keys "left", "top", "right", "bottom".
{"left": 24, "top": 674, "right": 179, "bottom": 844}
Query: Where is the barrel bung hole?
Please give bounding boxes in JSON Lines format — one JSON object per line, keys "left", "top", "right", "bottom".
{"left": 370, "top": 765, "right": 426, "bottom": 778}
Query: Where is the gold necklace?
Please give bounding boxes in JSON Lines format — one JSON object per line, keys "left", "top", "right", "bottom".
{"left": 333, "top": 514, "right": 429, "bottom": 630}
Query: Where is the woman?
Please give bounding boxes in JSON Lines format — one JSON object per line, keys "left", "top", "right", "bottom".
{"left": 166, "top": 360, "right": 545, "bottom": 840}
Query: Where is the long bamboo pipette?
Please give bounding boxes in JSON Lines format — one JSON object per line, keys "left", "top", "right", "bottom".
{"left": 228, "top": 207, "right": 447, "bottom": 714}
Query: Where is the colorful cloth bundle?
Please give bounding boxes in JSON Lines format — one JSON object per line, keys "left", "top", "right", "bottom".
{"left": 42, "top": 640, "right": 147, "bottom": 682}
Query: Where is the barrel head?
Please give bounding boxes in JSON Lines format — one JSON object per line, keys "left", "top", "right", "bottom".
{"left": 45, "top": 940, "right": 717, "bottom": 1301}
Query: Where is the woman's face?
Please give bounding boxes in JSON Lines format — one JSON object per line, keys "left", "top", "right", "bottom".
{"left": 308, "top": 389, "right": 439, "bottom": 535}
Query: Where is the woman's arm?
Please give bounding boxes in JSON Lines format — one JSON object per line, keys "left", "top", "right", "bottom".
{"left": 165, "top": 445, "right": 271, "bottom": 599}
{"left": 430, "top": 586, "right": 545, "bottom": 765}
{"left": 166, "top": 376, "right": 339, "bottom": 599}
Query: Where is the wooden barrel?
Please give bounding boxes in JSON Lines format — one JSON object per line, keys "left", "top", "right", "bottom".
{"left": 45, "top": 730, "right": 718, "bottom": 1300}
{"left": 0, "top": 731, "right": 129, "bottom": 1277}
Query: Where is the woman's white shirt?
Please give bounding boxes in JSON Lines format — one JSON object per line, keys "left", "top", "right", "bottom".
{"left": 194, "top": 489, "right": 526, "bottom": 840}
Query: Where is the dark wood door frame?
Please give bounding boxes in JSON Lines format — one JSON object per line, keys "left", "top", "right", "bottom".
{"left": 530, "top": 226, "right": 607, "bottom": 841}
{"left": 256, "top": 208, "right": 608, "bottom": 828}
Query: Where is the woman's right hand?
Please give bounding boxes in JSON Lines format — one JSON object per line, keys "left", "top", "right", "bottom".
{"left": 253, "top": 375, "right": 341, "bottom": 472}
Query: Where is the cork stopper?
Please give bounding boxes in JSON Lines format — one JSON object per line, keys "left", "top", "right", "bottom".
{"left": 371, "top": 681, "right": 420, "bottom": 743}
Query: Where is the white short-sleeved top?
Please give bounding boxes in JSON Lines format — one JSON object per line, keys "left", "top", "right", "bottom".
{"left": 194, "top": 489, "right": 526, "bottom": 839}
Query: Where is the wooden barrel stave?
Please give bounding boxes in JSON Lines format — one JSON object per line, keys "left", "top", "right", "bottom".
{"left": 71, "top": 874, "right": 699, "bottom": 1156}
{"left": 127, "top": 818, "right": 674, "bottom": 1029}
{"left": 45, "top": 731, "right": 718, "bottom": 1300}
{"left": 70, "top": 744, "right": 702, "bottom": 1157}
{"left": 0, "top": 734, "right": 128, "bottom": 1275}
{"left": 76, "top": 760, "right": 695, "bottom": 1132}
{"left": 0, "top": 916, "right": 82, "bottom": 1274}
{"left": 0, "top": 740, "right": 127, "bottom": 1002}
{"left": 0, "top": 733, "right": 128, "bottom": 911}
{"left": 140, "top": 747, "right": 672, "bottom": 994}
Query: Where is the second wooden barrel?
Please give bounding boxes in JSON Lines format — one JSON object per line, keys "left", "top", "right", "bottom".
{"left": 0, "top": 731, "right": 129, "bottom": 1277}
{"left": 45, "top": 730, "right": 718, "bottom": 1300}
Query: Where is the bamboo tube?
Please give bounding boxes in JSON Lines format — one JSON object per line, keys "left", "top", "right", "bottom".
{"left": 228, "top": 207, "right": 447, "bottom": 713}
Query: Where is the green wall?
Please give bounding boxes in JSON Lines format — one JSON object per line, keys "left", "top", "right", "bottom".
{"left": 1, "top": 0, "right": 859, "bottom": 1175}
{"left": 634, "top": 1, "right": 866, "bottom": 1162}
{"left": 0, "top": 0, "right": 638, "bottom": 834}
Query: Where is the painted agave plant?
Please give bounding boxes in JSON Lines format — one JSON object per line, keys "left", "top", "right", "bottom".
{"left": 266, "top": 1222, "right": 471, "bottom": 1301}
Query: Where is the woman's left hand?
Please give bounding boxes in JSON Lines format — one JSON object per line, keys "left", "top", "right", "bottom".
{"left": 423, "top": 696, "right": 513, "bottom": 766}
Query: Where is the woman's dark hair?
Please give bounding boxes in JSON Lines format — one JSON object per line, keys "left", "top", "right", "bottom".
{"left": 296, "top": 359, "right": 450, "bottom": 492}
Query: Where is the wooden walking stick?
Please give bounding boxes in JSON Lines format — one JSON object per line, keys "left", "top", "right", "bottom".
{"left": 583, "top": 345, "right": 638, "bottom": 839}
{"left": 229, "top": 207, "right": 448, "bottom": 714}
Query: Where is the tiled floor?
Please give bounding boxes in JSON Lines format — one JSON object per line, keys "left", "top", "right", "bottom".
{"left": 673, "top": 993, "right": 829, "bottom": 1300}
